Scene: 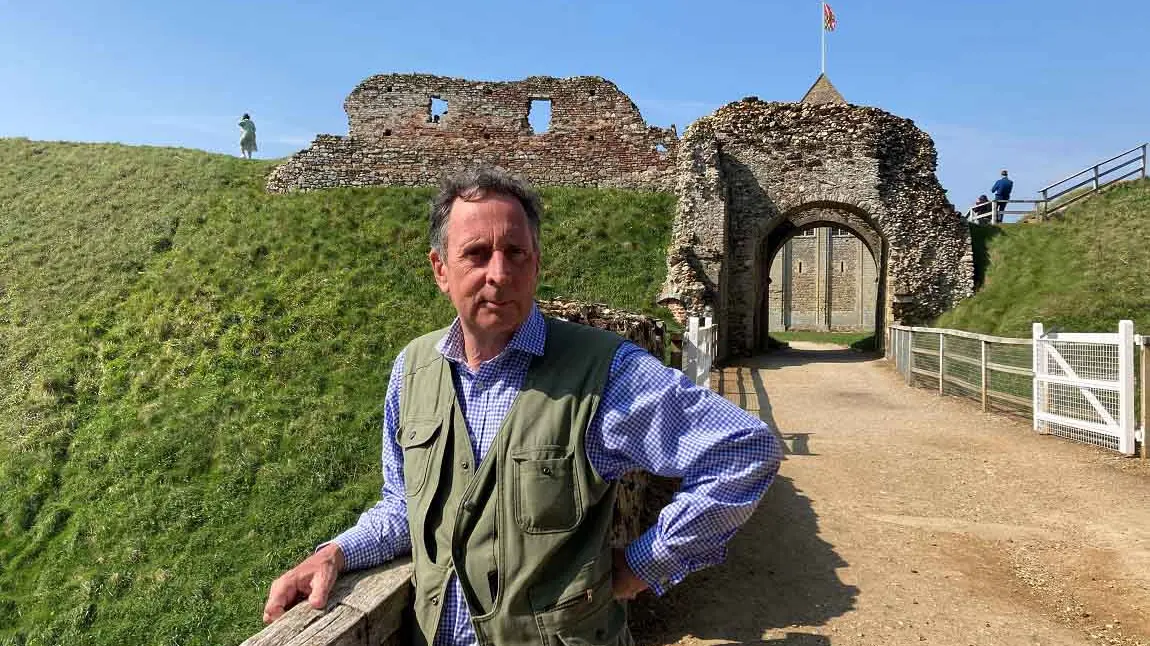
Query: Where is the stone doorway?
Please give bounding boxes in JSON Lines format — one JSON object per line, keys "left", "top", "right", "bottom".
{"left": 757, "top": 212, "right": 884, "bottom": 351}
{"left": 658, "top": 87, "right": 974, "bottom": 361}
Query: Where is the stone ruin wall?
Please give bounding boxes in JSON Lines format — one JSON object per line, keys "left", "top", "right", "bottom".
{"left": 267, "top": 74, "right": 678, "bottom": 192}
{"left": 662, "top": 98, "right": 974, "bottom": 357}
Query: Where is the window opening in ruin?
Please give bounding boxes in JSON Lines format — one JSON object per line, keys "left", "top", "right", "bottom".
{"left": 429, "top": 97, "right": 448, "bottom": 124}
{"left": 655, "top": 143, "right": 668, "bottom": 154}
{"left": 840, "top": 261, "right": 845, "bottom": 273}
{"left": 528, "top": 98, "right": 552, "bottom": 134}
{"left": 832, "top": 226, "right": 852, "bottom": 237}
{"left": 798, "top": 228, "right": 816, "bottom": 237}
{"left": 798, "top": 261, "right": 803, "bottom": 273}
{"left": 383, "top": 129, "right": 392, "bottom": 136}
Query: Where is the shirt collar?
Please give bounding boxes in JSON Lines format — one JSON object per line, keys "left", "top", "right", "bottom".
{"left": 436, "top": 302, "right": 546, "bottom": 365}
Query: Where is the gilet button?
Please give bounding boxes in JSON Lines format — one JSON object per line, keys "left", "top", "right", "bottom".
{"left": 431, "top": 594, "right": 440, "bottom": 606}
{"left": 461, "top": 461, "right": 470, "bottom": 471}
{"left": 541, "top": 466, "right": 553, "bottom": 476}
{"left": 463, "top": 501, "right": 476, "bottom": 512}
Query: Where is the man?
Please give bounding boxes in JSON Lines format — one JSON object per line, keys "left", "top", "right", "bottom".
{"left": 991, "top": 169, "right": 1013, "bottom": 223}
{"left": 261, "top": 165, "right": 781, "bottom": 646}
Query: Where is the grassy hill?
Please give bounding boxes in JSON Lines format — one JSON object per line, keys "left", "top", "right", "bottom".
{"left": 0, "top": 138, "right": 674, "bottom": 645}
{"left": 937, "top": 178, "right": 1150, "bottom": 337}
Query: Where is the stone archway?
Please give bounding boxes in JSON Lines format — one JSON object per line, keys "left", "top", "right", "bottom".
{"left": 754, "top": 205, "right": 886, "bottom": 351}
{"left": 658, "top": 91, "right": 973, "bottom": 359}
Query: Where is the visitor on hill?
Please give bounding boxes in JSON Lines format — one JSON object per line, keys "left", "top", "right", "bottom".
{"left": 991, "top": 169, "right": 1013, "bottom": 223}
{"left": 971, "top": 194, "right": 992, "bottom": 224}
{"left": 260, "top": 165, "right": 781, "bottom": 646}
{"left": 238, "top": 113, "right": 257, "bottom": 159}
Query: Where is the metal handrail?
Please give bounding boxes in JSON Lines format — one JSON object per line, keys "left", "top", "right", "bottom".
{"left": 1045, "top": 155, "right": 1144, "bottom": 203}
{"left": 1039, "top": 143, "right": 1147, "bottom": 194}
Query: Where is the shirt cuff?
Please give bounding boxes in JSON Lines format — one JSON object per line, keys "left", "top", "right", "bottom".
{"left": 320, "top": 524, "right": 394, "bottom": 572}
{"left": 625, "top": 530, "right": 718, "bottom": 597}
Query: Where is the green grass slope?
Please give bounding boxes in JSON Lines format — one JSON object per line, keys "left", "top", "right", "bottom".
{"left": 0, "top": 138, "right": 674, "bottom": 645}
{"left": 937, "top": 178, "right": 1150, "bottom": 337}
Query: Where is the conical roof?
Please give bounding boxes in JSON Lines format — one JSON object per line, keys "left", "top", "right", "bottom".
{"left": 801, "top": 73, "right": 846, "bottom": 105}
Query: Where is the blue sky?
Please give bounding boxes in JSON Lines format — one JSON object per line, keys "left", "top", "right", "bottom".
{"left": 2, "top": 0, "right": 1147, "bottom": 212}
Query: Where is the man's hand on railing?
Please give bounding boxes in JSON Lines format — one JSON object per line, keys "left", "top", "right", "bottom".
{"left": 262, "top": 542, "right": 346, "bottom": 624}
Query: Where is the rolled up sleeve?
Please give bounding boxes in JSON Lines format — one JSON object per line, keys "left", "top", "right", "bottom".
{"left": 587, "top": 343, "right": 782, "bottom": 595}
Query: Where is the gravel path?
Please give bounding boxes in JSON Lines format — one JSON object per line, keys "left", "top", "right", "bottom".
{"left": 640, "top": 344, "right": 1150, "bottom": 646}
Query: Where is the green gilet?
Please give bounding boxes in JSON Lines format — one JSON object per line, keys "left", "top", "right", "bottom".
{"left": 398, "top": 317, "right": 634, "bottom": 646}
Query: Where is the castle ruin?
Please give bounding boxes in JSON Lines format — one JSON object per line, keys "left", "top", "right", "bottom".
{"left": 266, "top": 74, "right": 677, "bottom": 192}
{"left": 267, "top": 73, "right": 974, "bottom": 356}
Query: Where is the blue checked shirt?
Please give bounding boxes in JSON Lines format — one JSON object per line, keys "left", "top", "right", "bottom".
{"left": 329, "top": 304, "right": 781, "bottom": 646}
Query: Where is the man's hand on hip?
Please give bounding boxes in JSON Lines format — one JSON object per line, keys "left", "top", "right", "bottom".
{"left": 263, "top": 542, "right": 346, "bottom": 624}
{"left": 612, "top": 548, "right": 650, "bottom": 601}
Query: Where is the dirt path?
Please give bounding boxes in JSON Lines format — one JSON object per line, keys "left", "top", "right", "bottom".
{"left": 641, "top": 343, "right": 1150, "bottom": 646}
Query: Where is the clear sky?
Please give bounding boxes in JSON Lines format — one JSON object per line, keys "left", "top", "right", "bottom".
{"left": 2, "top": 0, "right": 1147, "bottom": 212}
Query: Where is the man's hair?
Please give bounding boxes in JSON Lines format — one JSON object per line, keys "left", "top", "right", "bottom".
{"left": 429, "top": 164, "right": 543, "bottom": 254}
{"left": 1001, "top": 169, "right": 1009, "bottom": 176}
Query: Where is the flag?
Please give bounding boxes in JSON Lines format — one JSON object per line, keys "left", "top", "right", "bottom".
{"left": 823, "top": 3, "right": 837, "bottom": 31}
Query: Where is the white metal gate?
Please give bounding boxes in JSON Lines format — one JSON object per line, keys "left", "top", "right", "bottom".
{"left": 1032, "top": 321, "right": 1136, "bottom": 454}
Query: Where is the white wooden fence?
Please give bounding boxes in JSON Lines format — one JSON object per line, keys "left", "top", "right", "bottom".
{"left": 683, "top": 316, "right": 717, "bottom": 389}
{"left": 888, "top": 321, "right": 1145, "bottom": 456}
{"left": 887, "top": 325, "right": 1034, "bottom": 416}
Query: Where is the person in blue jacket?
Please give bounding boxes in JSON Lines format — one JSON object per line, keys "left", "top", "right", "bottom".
{"left": 991, "top": 170, "right": 1013, "bottom": 223}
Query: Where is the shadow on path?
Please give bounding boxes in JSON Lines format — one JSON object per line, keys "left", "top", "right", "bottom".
{"left": 633, "top": 359, "right": 858, "bottom": 645}
{"left": 741, "top": 346, "right": 879, "bottom": 369}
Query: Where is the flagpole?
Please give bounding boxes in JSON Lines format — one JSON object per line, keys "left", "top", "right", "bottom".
{"left": 820, "top": 0, "right": 826, "bottom": 74}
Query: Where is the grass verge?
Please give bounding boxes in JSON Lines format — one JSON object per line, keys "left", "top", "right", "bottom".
{"left": 0, "top": 138, "right": 674, "bottom": 645}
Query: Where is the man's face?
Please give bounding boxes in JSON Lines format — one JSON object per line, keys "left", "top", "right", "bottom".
{"left": 429, "top": 193, "right": 540, "bottom": 338}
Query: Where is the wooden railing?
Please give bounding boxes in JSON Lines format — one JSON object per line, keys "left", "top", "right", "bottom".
{"left": 887, "top": 324, "right": 1033, "bottom": 416}
{"left": 683, "top": 316, "right": 717, "bottom": 389}
{"left": 241, "top": 559, "right": 413, "bottom": 646}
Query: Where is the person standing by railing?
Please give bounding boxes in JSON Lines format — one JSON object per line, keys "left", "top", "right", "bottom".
{"left": 991, "top": 170, "right": 1013, "bottom": 223}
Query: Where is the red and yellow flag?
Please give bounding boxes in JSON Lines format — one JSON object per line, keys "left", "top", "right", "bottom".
{"left": 823, "top": 3, "right": 837, "bottom": 31}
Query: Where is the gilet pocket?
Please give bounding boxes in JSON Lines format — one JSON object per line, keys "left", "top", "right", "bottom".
{"left": 555, "top": 600, "right": 629, "bottom": 646}
{"left": 512, "top": 447, "right": 582, "bottom": 534}
{"left": 397, "top": 419, "right": 441, "bottom": 497}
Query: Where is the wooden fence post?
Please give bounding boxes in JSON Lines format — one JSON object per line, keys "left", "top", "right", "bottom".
{"left": 1119, "top": 320, "right": 1136, "bottom": 455}
{"left": 1141, "top": 337, "right": 1148, "bottom": 461}
{"left": 906, "top": 330, "right": 915, "bottom": 386}
{"left": 980, "top": 339, "right": 989, "bottom": 413}
{"left": 1033, "top": 322, "right": 1044, "bottom": 432}
{"left": 938, "top": 332, "right": 945, "bottom": 395}
{"left": 669, "top": 332, "right": 683, "bottom": 370}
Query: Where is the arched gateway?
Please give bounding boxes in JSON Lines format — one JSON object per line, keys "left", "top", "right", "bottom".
{"left": 659, "top": 80, "right": 974, "bottom": 358}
